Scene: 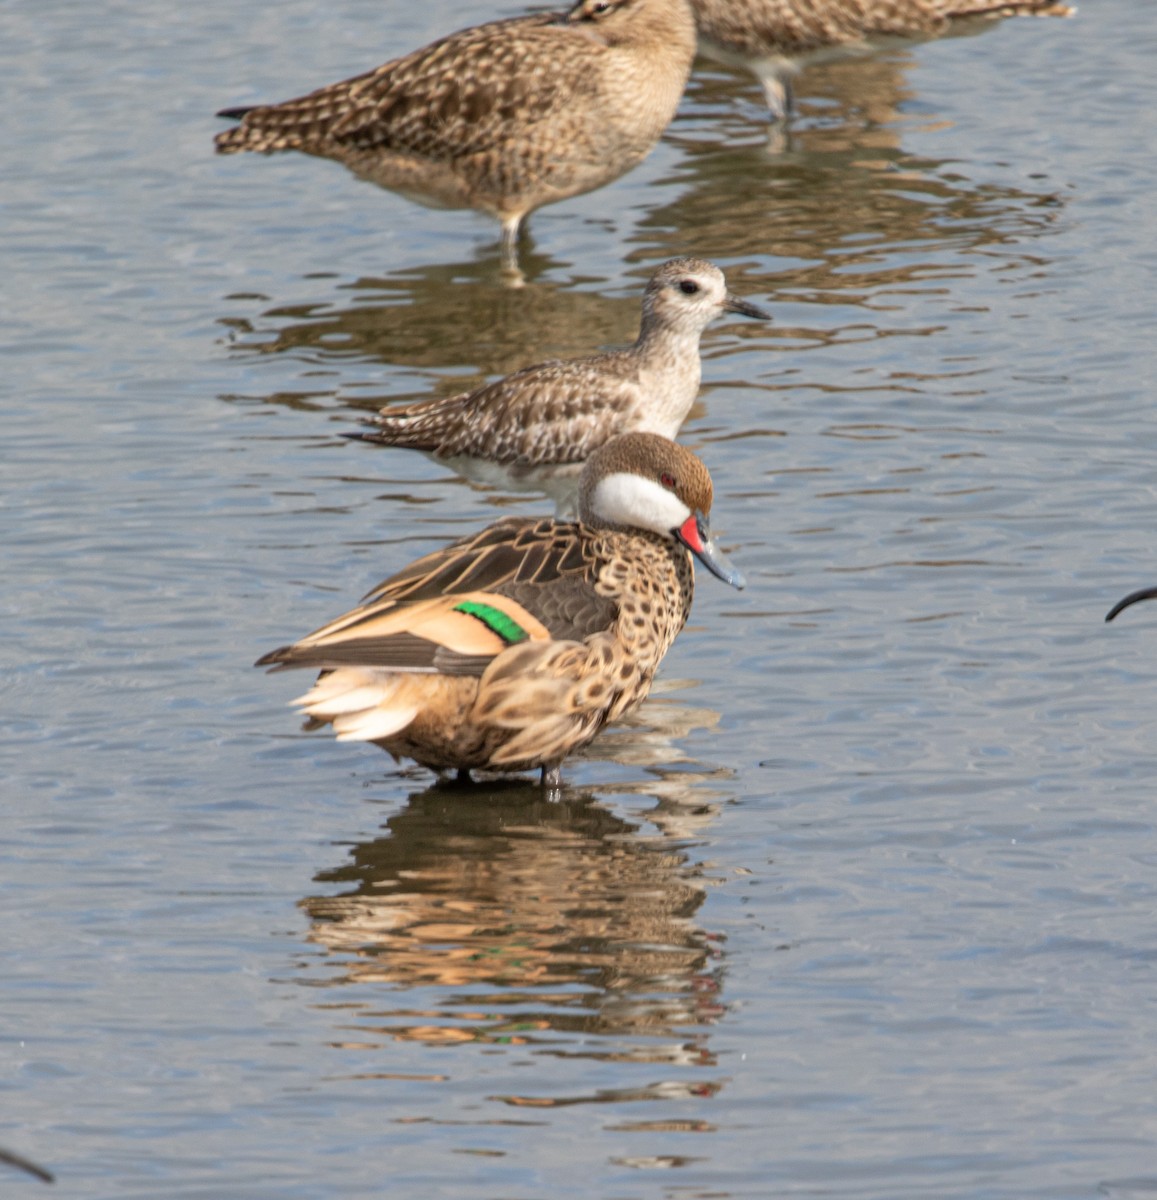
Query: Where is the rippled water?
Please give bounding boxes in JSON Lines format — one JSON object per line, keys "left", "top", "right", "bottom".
{"left": 7, "top": 0, "right": 1157, "bottom": 1195}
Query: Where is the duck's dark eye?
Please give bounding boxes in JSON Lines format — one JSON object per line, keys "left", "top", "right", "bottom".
{"left": 660, "top": 472, "right": 677, "bottom": 490}
{"left": 678, "top": 280, "right": 700, "bottom": 295}
{"left": 587, "top": 0, "right": 612, "bottom": 14}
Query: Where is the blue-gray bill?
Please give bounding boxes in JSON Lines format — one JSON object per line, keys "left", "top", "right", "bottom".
{"left": 677, "top": 513, "right": 745, "bottom": 590}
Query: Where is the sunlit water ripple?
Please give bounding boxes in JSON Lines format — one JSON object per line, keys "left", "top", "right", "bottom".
{"left": 6, "top": 0, "right": 1157, "bottom": 1195}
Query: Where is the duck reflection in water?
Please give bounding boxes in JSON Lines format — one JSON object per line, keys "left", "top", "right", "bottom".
{"left": 299, "top": 779, "right": 727, "bottom": 1069}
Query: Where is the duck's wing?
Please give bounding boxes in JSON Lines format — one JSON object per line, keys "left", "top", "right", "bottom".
{"left": 255, "top": 517, "right": 617, "bottom": 678}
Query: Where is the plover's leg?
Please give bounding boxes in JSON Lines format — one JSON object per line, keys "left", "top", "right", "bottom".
{"left": 759, "top": 70, "right": 793, "bottom": 122}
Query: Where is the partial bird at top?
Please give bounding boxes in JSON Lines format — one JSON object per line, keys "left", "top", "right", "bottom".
{"left": 690, "top": 0, "right": 1074, "bottom": 121}
{"left": 1106, "top": 588, "right": 1157, "bottom": 624}
{"left": 215, "top": 0, "right": 697, "bottom": 266}
{"left": 348, "top": 257, "right": 770, "bottom": 511}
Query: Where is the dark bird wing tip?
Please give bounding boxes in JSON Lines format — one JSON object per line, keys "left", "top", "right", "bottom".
{"left": 254, "top": 647, "right": 294, "bottom": 669}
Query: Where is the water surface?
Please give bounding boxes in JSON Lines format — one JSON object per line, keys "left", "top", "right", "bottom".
{"left": 6, "top": 1, "right": 1157, "bottom": 1195}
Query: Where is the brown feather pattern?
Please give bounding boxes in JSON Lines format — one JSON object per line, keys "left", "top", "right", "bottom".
{"left": 215, "top": 0, "right": 697, "bottom": 246}
{"left": 255, "top": 434, "right": 736, "bottom": 779}
{"left": 354, "top": 258, "right": 770, "bottom": 488}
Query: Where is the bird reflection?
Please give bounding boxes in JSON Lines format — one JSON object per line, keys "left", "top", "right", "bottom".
{"left": 645, "top": 55, "right": 1067, "bottom": 272}
{"left": 681, "top": 49, "right": 928, "bottom": 153}
{"left": 299, "top": 776, "right": 727, "bottom": 1060}
{"left": 218, "top": 248, "right": 640, "bottom": 416}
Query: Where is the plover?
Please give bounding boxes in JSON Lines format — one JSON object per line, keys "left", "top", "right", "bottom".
{"left": 350, "top": 257, "right": 769, "bottom": 507}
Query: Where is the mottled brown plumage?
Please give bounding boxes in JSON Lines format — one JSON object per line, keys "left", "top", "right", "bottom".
{"left": 256, "top": 433, "right": 744, "bottom": 786}
{"left": 691, "top": 0, "right": 1073, "bottom": 118}
{"left": 215, "top": 0, "right": 697, "bottom": 261}
{"left": 351, "top": 257, "right": 769, "bottom": 505}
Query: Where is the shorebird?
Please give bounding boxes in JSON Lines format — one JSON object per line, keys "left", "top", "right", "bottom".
{"left": 215, "top": 0, "right": 698, "bottom": 263}
{"left": 1106, "top": 588, "right": 1157, "bottom": 623}
{"left": 349, "top": 257, "right": 769, "bottom": 507}
{"left": 690, "top": 0, "right": 1074, "bottom": 121}
{"left": 255, "top": 433, "right": 745, "bottom": 788}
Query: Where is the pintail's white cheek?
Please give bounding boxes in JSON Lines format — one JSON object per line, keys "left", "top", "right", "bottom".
{"left": 590, "top": 472, "right": 692, "bottom": 535}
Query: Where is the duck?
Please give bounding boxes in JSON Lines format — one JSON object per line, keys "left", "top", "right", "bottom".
{"left": 689, "top": 0, "right": 1073, "bottom": 121}
{"left": 214, "top": 0, "right": 697, "bottom": 265}
{"left": 1106, "top": 588, "right": 1157, "bottom": 623}
{"left": 255, "top": 433, "right": 745, "bottom": 787}
{"left": 348, "top": 257, "right": 770, "bottom": 509}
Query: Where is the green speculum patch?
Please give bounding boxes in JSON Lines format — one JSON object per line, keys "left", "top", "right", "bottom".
{"left": 454, "top": 600, "right": 530, "bottom": 644}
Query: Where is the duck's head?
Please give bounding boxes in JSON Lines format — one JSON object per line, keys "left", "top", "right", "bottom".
{"left": 578, "top": 433, "right": 745, "bottom": 589}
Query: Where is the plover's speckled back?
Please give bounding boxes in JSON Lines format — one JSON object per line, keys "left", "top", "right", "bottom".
{"left": 256, "top": 433, "right": 744, "bottom": 788}
{"left": 215, "top": 0, "right": 697, "bottom": 263}
{"left": 349, "top": 258, "right": 770, "bottom": 507}
{"left": 691, "top": 0, "right": 1073, "bottom": 119}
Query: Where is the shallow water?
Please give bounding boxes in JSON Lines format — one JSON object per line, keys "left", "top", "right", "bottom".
{"left": 7, "top": 0, "right": 1157, "bottom": 1195}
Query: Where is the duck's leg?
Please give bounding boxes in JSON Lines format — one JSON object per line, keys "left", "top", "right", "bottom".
{"left": 541, "top": 764, "right": 562, "bottom": 792}
{"left": 456, "top": 767, "right": 473, "bottom": 785}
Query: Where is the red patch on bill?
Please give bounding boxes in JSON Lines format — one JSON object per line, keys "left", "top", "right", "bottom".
{"left": 678, "top": 514, "right": 705, "bottom": 554}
